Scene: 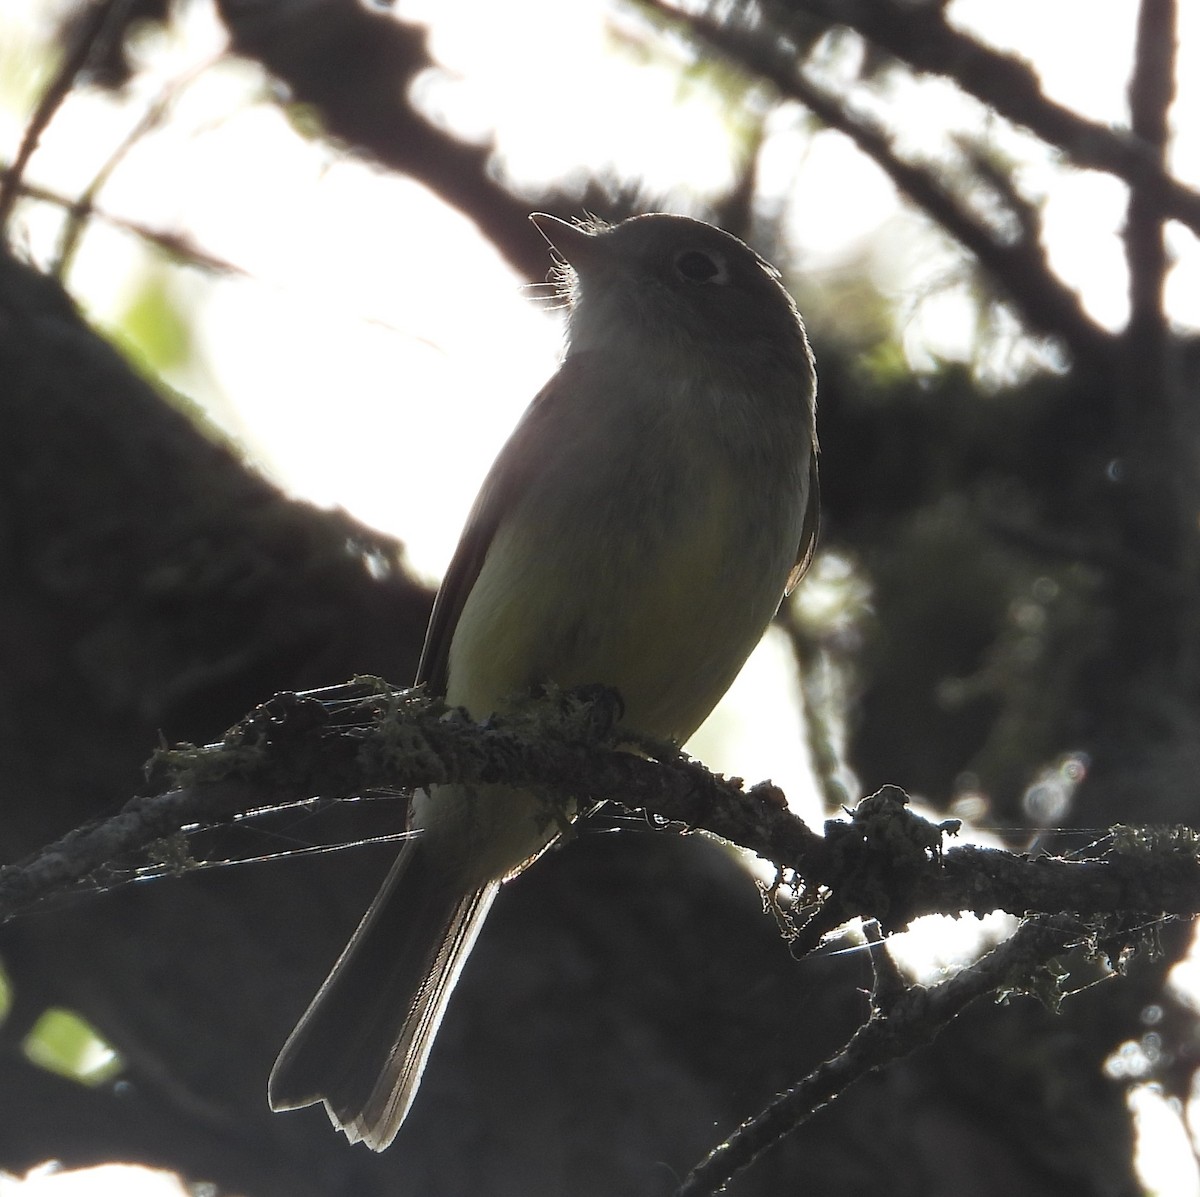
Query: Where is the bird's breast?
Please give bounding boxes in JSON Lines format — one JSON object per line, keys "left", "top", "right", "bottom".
{"left": 446, "top": 401, "right": 806, "bottom": 743}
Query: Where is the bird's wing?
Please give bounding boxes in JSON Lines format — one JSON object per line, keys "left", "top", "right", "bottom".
{"left": 415, "top": 359, "right": 583, "bottom": 694}
{"left": 786, "top": 447, "right": 820, "bottom": 594}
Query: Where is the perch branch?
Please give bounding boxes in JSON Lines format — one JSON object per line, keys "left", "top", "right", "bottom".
{"left": 5, "top": 683, "right": 1200, "bottom": 940}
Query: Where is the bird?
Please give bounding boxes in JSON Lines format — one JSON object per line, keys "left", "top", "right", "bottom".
{"left": 268, "top": 211, "right": 819, "bottom": 1150}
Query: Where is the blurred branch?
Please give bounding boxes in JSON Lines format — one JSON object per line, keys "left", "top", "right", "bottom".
{"left": 0, "top": 172, "right": 251, "bottom": 276}
{"left": 1124, "top": 0, "right": 1176, "bottom": 368}
{"left": 641, "top": 2, "right": 1118, "bottom": 370}
{"left": 1106, "top": 0, "right": 1197, "bottom": 685}
{"left": 785, "top": 0, "right": 1200, "bottom": 239}
{"left": 211, "top": 0, "right": 553, "bottom": 280}
{"left": 775, "top": 600, "right": 853, "bottom": 812}
{"left": 0, "top": 0, "right": 135, "bottom": 231}
{"left": 52, "top": 57, "right": 218, "bottom": 278}
{"left": 676, "top": 914, "right": 1084, "bottom": 1196}
{"left": 11, "top": 0, "right": 644, "bottom": 282}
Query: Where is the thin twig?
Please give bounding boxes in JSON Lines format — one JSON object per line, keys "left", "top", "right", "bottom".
{"left": 0, "top": 172, "right": 249, "bottom": 276}
{"left": 54, "top": 57, "right": 219, "bottom": 278}
{"left": 675, "top": 915, "right": 1083, "bottom": 1196}
{"left": 0, "top": 0, "right": 136, "bottom": 232}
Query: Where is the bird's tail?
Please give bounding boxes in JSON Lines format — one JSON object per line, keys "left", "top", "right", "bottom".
{"left": 269, "top": 839, "right": 499, "bottom": 1150}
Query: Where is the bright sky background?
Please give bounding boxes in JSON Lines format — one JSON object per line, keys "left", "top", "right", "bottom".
{"left": 3, "top": 0, "right": 1200, "bottom": 1191}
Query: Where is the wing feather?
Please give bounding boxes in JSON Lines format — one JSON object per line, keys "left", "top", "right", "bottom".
{"left": 415, "top": 361, "right": 583, "bottom": 694}
{"left": 786, "top": 447, "right": 820, "bottom": 595}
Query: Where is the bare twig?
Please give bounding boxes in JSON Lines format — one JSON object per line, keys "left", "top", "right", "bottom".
{"left": 54, "top": 57, "right": 219, "bottom": 278}
{"left": 675, "top": 914, "right": 1083, "bottom": 1196}
{"left": 0, "top": 172, "right": 250, "bottom": 276}
{"left": 0, "top": 0, "right": 136, "bottom": 232}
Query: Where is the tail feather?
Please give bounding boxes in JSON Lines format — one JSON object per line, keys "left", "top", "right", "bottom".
{"left": 269, "top": 841, "right": 499, "bottom": 1150}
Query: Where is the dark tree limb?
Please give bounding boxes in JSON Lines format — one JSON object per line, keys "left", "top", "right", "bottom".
{"left": 1125, "top": 0, "right": 1176, "bottom": 362}
{"left": 45, "top": 0, "right": 563, "bottom": 278}
{"left": 1100, "top": 0, "right": 1200, "bottom": 693}
{"left": 640, "top": 1, "right": 1118, "bottom": 371}
{"left": 782, "top": 0, "right": 1200, "bottom": 238}
{"left": 211, "top": 0, "right": 573, "bottom": 280}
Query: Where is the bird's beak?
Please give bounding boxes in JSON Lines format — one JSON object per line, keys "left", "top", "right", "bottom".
{"left": 529, "top": 213, "right": 605, "bottom": 272}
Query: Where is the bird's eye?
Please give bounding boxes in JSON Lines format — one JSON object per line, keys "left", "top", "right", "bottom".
{"left": 673, "top": 249, "right": 731, "bottom": 285}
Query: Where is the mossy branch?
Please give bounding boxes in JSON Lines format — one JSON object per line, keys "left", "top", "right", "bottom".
{"left": 4, "top": 680, "right": 1200, "bottom": 939}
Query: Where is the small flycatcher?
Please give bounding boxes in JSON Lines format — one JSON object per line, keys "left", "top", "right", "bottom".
{"left": 269, "top": 212, "right": 820, "bottom": 1149}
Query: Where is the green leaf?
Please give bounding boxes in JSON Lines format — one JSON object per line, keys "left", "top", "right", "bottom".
{"left": 23, "top": 1008, "right": 124, "bottom": 1086}
{"left": 113, "top": 265, "right": 193, "bottom": 378}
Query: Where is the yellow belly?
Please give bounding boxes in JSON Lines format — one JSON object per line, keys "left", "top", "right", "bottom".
{"left": 445, "top": 467, "right": 788, "bottom": 743}
{"left": 417, "top": 405, "right": 807, "bottom": 886}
